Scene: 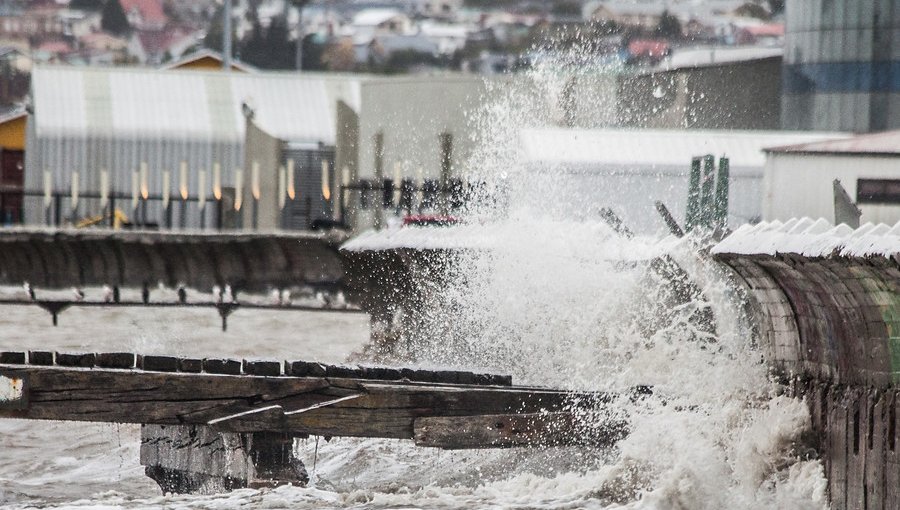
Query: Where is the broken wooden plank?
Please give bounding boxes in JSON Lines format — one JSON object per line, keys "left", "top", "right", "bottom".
{"left": 0, "top": 365, "right": 329, "bottom": 426}
{"left": 413, "top": 412, "right": 627, "bottom": 449}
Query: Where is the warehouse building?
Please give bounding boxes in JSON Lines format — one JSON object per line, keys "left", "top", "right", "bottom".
{"left": 25, "top": 65, "right": 363, "bottom": 229}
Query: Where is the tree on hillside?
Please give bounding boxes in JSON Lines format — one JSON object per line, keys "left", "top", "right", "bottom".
{"left": 735, "top": 2, "right": 771, "bottom": 20}
{"left": 101, "top": 0, "right": 131, "bottom": 36}
{"left": 71, "top": 0, "right": 104, "bottom": 10}
{"left": 302, "top": 33, "right": 326, "bottom": 71}
{"left": 203, "top": 5, "right": 237, "bottom": 59}
{"left": 655, "top": 10, "right": 682, "bottom": 39}
{"left": 263, "top": 15, "right": 295, "bottom": 69}
{"left": 321, "top": 39, "right": 355, "bottom": 71}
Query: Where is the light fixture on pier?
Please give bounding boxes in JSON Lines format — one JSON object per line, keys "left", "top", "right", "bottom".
{"left": 234, "top": 168, "right": 243, "bottom": 211}
{"left": 321, "top": 160, "right": 331, "bottom": 201}
{"left": 213, "top": 163, "right": 222, "bottom": 201}
{"left": 140, "top": 162, "right": 149, "bottom": 200}
{"left": 287, "top": 159, "right": 296, "bottom": 200}
{"left": 180, "top": 161, "right": 189, "bottom": 201}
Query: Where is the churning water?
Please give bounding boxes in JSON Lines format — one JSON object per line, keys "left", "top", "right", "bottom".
{"left": 0, "top": 53, "right": 828, "bottom": 509}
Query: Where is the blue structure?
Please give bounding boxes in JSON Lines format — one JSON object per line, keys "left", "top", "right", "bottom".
{"left": 783, "top": 0, "right": 900, "bottom": 132}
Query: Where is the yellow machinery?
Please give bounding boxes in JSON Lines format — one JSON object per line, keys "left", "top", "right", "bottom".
{"left": 75, "top": 209, "right": 131, "bottom": 229}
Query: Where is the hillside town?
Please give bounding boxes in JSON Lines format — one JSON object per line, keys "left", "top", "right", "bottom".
{"left": 0, "top": 0, "right": 784, "bottom": 109}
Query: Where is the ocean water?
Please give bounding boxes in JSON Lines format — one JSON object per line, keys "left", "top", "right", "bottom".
{"left": 0, "top": 50, "right": 829, "bottom": 509}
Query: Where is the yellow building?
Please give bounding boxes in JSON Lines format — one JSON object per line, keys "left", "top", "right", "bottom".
{"left": 0, "top": 108, "right": 26, "bottom": 223}
{"left": 162, "top": 49, "right": 255, "bottom": 73}
{"left": 0, "top": 109, "right": 25, "bottom": 151}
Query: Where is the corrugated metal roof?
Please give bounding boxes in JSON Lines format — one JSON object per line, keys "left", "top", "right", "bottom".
{"left": 31, "top": 65, "right": 364, "bottom": 145}
{"left": 712, "top": 217, "right": 900, "bottom": 257}
{"left": 520, "top": 128, "right": 846, "bottom": 170}
{"left": 765, "top": 130, "right": 900, "bottom": 156}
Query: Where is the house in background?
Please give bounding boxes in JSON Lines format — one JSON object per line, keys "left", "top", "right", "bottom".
{"left": 162, "top": 48, "right": 257, "bottom": 72}
{"left": 120, "top": 0, "right": 167, "bottom": 31}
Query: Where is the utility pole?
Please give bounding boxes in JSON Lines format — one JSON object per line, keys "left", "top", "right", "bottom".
{"left": 292, "top": 0, "right": 310, "bottom": 71}
{"left": 223, "top": 0, "right": 232, "bottom": 70}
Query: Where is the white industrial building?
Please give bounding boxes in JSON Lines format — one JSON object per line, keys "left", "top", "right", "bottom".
{"left": 518, "top": 128, "right": 844, "bottom": 233}
{"left": 25, "top": 65, "right": 363, "bottom": 229}
{"left": 763, "top": 131, "right": 900, "bottom": 225}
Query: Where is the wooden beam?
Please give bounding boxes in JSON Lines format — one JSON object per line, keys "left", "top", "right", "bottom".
{"left": 0, "top": 363, "right": 610, "bottom": 448}
{"left": 414, "top": 412, "right": 627, "bottom": 449}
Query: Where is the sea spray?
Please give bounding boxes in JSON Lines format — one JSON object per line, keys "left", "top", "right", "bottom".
{"left": 321, "top": 45, "right": 829, "bottom": 508}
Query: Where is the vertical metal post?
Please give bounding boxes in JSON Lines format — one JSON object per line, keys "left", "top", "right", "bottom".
{"left": 439, "top": 133, "right": 452, "bottom": 215}
{"left": 295, "top": 3, "right": 304, "bottom": 70}
{"left": 109, "top": 195, "right": 116, "bottom": 228}
{"left": 54, "top": 194, "right": 61, "bottom": 226}
{"left": 685, "top": 157, "right": 701, "bottom": 232}
{"left": 223, "top": 0, "right": 232, "bottom": 70}
{"left": 699, "top": 154, "right": 715, "bottom": 229}
{"left": 714, "top": 156, "right": 729, "bottom": 231}
{"left": 373, "top": 132, "right": 384, "bottom": 228}
{"left": 180, "top": 199, "right": 187, "bottom": 229}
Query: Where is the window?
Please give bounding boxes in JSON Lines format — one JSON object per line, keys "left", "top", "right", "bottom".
{"left": 857, "top": 178, "right": 900, "bottom": 204}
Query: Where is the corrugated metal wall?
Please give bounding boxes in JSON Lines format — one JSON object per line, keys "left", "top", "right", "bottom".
{"left": 23, "top": 66, "right": 362, "bottom": 229}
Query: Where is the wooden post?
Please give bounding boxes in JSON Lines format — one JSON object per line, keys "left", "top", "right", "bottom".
{"left": 714, "top": 156, "right": 729, "bottom": 232}
{"left": 685, "top": 157, "right": 701, "bottom": 232}
{"left": 141, "top": 424, "right": 307, "bottom": 494}
{"left": 699, "top": 154, "right": 715, "bottom": 229}
{"left": 439, "top": 133, "right": 452, "bottom": 215}
{"left": 373, "top": 132, "right": 384, "bottom": 228}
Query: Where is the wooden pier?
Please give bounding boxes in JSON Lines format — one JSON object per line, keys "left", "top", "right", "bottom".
{"left": 0, "top": 350, "right": 624, "bottom": 493}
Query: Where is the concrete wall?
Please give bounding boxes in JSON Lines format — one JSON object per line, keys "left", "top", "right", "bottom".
{"left": 764, "top": 152, "right": 900, "bottom": 225}
{"left": 242, "top": 119, "right": 284, "bottom": 230}
{"left": 335, "top": 100, "right": 360, "bottom": 227}
{"left": 618, "top": 57, "right": 782, "bottom": 130}
{"left": 719, "top": 251, "right": 900, "bottom": 509}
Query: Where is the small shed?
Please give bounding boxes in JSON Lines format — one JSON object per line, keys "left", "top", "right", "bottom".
{"left": 763, "top": 131, "right": 900, "bottom": 225}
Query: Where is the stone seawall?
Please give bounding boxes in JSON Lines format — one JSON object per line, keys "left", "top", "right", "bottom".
{"left": 714, "top": 220, "right": 900, "bottom": 509}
